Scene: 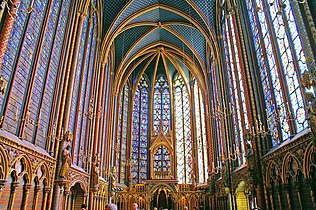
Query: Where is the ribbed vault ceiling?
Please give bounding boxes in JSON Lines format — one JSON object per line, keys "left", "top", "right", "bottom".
{"left": 101, "top": 0, "right": 218, "bottom": 93}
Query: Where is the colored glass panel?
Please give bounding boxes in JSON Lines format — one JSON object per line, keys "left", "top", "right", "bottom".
{"left": 0, "top": 0, "right": 31, "bottom": 116}
{"left": 246, "top": 0, "right": 308, "bottom": 146}
{"left": 75, "top": 12, "right": 96, "bottom": 165}
{"left": 153, "top": 145, "right": 171, "bottom": 173}
{"left": 68, "top": 16, "right": 89, "bottom": 132}
{"left": 153, "top": 75, "right": 171, "bottom": 135}
{"left": 194, "top": 81, "right": 208, "bottom": 184}
{"left": 38, "top": 0, "right": 72, "bottom": 148}
{"left": 131, "top": 75, "right": 149, "bottom": 184}
{"left": 116, "top": 83, "right": 130, "bottom": 183}
{"left": 26, "top": 0, "right": 63, "bottom": 147}
{"left": 174, "top": 74, "right": 192, "bottom": 184}
{"left": 3, "top": 0, "right": 48, "bottom": 135}
{"left": 223, "top": 15, "right": 246, "bottom": 164}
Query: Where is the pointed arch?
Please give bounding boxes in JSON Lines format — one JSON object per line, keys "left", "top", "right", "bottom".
{"left": 11, "top": 154, "right": 32, "bottom": 184}
{"left": 0, "top": 145, "right": 9, "bottom": 180}
{"left": 303, "top": 142, "right": 316, "bottom": 179}
{"left": 282, "top": 152, "right": 301, "bottom": 183}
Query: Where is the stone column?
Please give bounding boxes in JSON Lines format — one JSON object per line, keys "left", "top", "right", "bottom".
{"left": 64, "top": 190, "right": 70, "bottom": 210}
{"left": 7, "top": 182, "right": 19, "bottom": 210}
{"left": 283, "top": 184, "right": 292, "bottom": 210}
{"left": 0, "top": 179, "right": 6, "bottom": 198}
{"left": 20, "top": 184, "right": 33, "bottom": 209}
{"left": 295, "top": 181, "right": 303, "bottom": 210}
{"left": 41, "top": 187, "right": 51, "bottom": 210}
{"left": 306, "top": 179, "right": 316, "bottom": 209}
{"left": 32, "top": 185, "right": 41, "bottom": 210}
{"left": 0, "top": 0, "right": 20, "bottom": 68}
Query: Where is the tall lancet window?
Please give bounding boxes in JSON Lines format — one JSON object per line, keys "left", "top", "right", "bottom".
{"left": 193, "top": 81, "right": 208, "bottom": 183}
{"left": 153, "top": 74, "right": 171, "bottom": 135}
{"left": 131, "top": 75, "right": 149, "bottom": 184}
{"left": 174, "top": 74, "right": 192, "bottom": 184}
{"left": 222, "top": 12, "right": 247, "bottom": 165}
{"left": 0, "top": 0, "right": 71, "bottom": 149}
{"left": 116, "top": 83, "right": 130, "bottom": 183}
{"left": 246, "top": 0, "right": 309, "bottom": 147}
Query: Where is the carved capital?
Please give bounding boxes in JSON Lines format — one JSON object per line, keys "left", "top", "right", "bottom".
{"left": 11, "top": 182, "right": 19, "bottom": 192}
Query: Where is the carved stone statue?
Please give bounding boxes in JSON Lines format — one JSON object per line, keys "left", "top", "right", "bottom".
{"left": 111, "top": 166, "right": 117, "bottom": 190}
{"left": 59, "top": 144, "right": 71, "bottom": 178}
{"left": 306, "top": 92, "right": 316, "bottom": 147}
{"left": 244, "top": 140, "right": 253, "bottom": 158}
{"left": 91, "top": 156, "right": 100, "bottom": 188}
{"left": 301, "top": 71, "right": 316, "bottom": 148}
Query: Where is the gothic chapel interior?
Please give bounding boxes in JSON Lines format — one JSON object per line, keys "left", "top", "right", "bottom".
{"left": 0, "top": 0, "right": 316, "bottom": 209}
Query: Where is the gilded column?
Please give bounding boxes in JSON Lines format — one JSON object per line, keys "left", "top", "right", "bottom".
{"left": 7, "top": 182, "right": 19, "bottom": 210}
{"left": 283, "top": 184, "right": 292, "bottom": 210}
{"left": 0, "top": 179, "right": 5, "bottom": 198}
{"left": 269, "top": 192, "right": 275, "bottom": 210}
{"left": 276, "top": 185, "right": 282, "bottom": 210}
{"left": 41, "top": 187, "right": 51, "bottom": 210}
{"left": 32, "top": 185, "right": 41, "bottom": 210}
{"left": 52, "top": 3, "right": 88, "bottom": 209}
{"left": 306, "top": 179, "right": 316, "bottom": 209}
{"left": 21, "top": 184, "right": 32, "bottom": 210}
{"left": 302, "top": 2, "right": 316, "bottom": 48}
{"left": 295, "top": 181, "right": 303, "bottom": 210}
{"left": 64, "top": 190, "right": 70, "bottom": 210}
{"left": 0, "top": 0, "right": 20, "bottom": 69}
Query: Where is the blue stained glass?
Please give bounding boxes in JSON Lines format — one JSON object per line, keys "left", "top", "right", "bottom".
{"left": 153, "top": 145, "right": 171, "bottom": 173}
{"left": 281, "top": 0, "right": 308, "bottom": 131}
{"left": 23, "top": 0, "right": 63, "bottom": 147}
{"left": 153, "top": 75, "right": 171, "bottom": 135}
{"left": 69, "top": 16, "right": 89, "bottom": 132}
{"left": 267, "top": 0, "right": 299, "bottom": 140}
{"left": 116, "top": 83, "right": 130, "bottom": 183}
{"left": 1, "top": 0, "right": 46, "bottom": 134}
{"left": 223, "top": 15, "right": 246, "bottom": 164}
{"left": 74, "top": 13, "right": 95, "bottom": 165}
{"left": 174, "top": 74, "right": 192, "bottom": 184}
{"left": 246, "top": 0, "right": 287, "bottom": 145}
{"left": 246, "top": 0, "right": 309, "bottom": 147}
{"left": 132, "top": 75, "right": 149, "bottom": 184}
{"left": 37, "top": 0, "right": 72, "bottom": 146}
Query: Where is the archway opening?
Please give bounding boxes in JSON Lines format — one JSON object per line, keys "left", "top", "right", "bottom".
{"left": 70, "top": 183, "right": 85, "bottom": 210}
{"left": 235, "top": 181, "right": 249, "bottom": 210}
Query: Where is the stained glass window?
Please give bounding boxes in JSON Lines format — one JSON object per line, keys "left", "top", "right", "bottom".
{"left": 68, "top": 15, "right": 89, "bottom": 133}
{"left": 246, "top": 0, "right": 310, "bottom": 147}
{"left": 153, "top": 145, "right": 171, "bottom": 174}
{"left": 210, "top": 59, "right": 223, "bottom": 173}
{"left": 153, "top": 74, "right": 171, "bottom": 135}
{"left": 222, "top": 12, "right": 247, "bottom": 165}
{"left": 131, "top": 75, "right": 149, "bottom": 184}
{"left": 193, "top": 81, "right": 208, "bottom": 183}
{"left": 38, "top": 0, "right": 72, "bottom": 149}
{"left": 27, "top": 0, "right": 64, "bottom": 147}
{"left": 116, "top": 83, "right": 130, "bottom": 183}
{"left": 174, "top": 74, "right": 192, "bottom": 184}
{"left": 0, "top": 0, "right": 72, "bottom": 149}
{"left": 1, "top": 0, "right": 49, "bottom": 136}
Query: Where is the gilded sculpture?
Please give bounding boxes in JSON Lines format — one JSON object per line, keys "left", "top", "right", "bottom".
{"left": 59, "top": 144, "right": 71, "bottom": 178}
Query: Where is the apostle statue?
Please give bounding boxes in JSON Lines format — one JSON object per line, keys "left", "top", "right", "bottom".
{"left": 59, "top": 144, "right": 71, "bottom": 178}
{"left": 91, "top": 155, "right": 100, "bottom": 188}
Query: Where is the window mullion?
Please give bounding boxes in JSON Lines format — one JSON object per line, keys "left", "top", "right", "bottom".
{"left": 262, "top": 0, "right": 295, "bottom": 138}
{"left": 251, "top": 0, "right": 286, "bottom": 144}
{"left": 137, "top": 88, "right": 141, "bottom": 183}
